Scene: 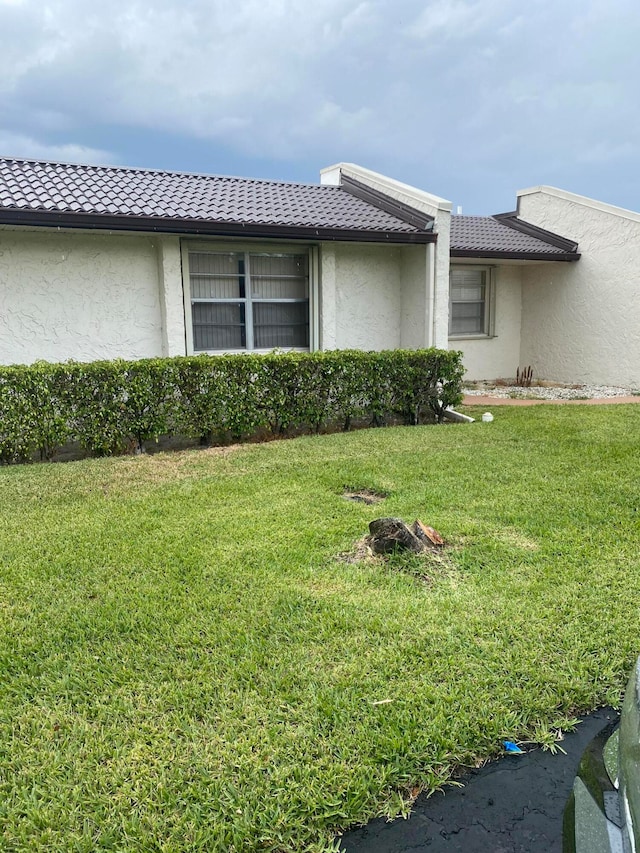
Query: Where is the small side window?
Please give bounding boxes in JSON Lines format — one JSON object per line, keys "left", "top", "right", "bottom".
{"left": 449, "top": 267, "right": 492, "bottom": 337}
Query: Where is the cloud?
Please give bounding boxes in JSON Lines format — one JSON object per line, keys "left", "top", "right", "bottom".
{"left": 0, "top": 0, "right": 639, "bottom": 212}
{"left": 0, "top": 131, "right": 116, "bottom": 164}
{"left": 405, "top": 0, "right": 504, "bottom": 41}
{"left": 0, "top": 0, "right": 390, "bottom": 160}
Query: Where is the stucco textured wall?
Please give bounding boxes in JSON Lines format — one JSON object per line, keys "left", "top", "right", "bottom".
{"left": 0, "top": 229, "right": 164, "bottom": 365}
{"left": 156, "top": 236, "right": 186, "bottom": 357}
{"left": 400, "top": 245, "right": 428, "bottom": 348}
{"left": 332, "top": 243, "right": 402, "bottom": 350}
{"left": 518, "top": 189, "right": 640, "bottom": 386}
{"left": 1, "top": 224, "right": 441, "bottom": 367}
{"left": 319, "top": 243, "right": 338, "bottom": 350}
{"left": 449, "top": 264, "right": 523, "bottom": 381}
{"left": 320, "top": 164, "right": 452, "bottom": 350}
{"left": 432, "top": 212, "right": 451, "bottom": 349}
{"left": 320, "top": 242, "right": 433, "bottom": 352}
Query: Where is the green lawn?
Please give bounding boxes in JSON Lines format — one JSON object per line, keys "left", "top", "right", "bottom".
{"left": 2, "top": 405, "right": 640, "bottom": 852}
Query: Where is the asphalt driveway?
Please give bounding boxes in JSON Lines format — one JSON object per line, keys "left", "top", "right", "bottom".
{"left": 339, "top": 707, "right": 617, "bottom": 853}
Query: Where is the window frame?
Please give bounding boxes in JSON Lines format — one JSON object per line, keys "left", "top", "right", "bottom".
{"left": 182, "top": 240, "right": 319, "bottom": 354}
{"left": 448, "top": 265, "right": 496, "bottom": 339}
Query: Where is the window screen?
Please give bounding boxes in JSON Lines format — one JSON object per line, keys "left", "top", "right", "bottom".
{"left": 189, "top": 250, "right": 310, "bottom": 351}
{"left": 449, "top": 269, "right": 488, "bottom": 336}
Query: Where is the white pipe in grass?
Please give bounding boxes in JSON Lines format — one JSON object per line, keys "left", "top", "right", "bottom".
{"left": 443, "top": 407, "right": 475, "bottom": 424}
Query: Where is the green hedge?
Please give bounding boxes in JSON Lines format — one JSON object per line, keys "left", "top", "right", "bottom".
{"left": 0, "top": 349, "right": 464, "bottom": 463}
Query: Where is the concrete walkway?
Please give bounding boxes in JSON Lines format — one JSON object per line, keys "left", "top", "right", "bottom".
{"left": 463, "top": 394, "right": 640, "bottom": 406}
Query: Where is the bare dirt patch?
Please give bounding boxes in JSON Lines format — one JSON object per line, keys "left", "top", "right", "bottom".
{"left": 336, "top": 537, "right": 383, "bottom": 565}
{"left": 342, "top": 488, "right": 387, "bottom": 505}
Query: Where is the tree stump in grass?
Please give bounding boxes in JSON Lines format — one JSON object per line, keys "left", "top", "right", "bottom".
{"left": 368, "top": 518, "right": 424, "bottom": 555}
{"left": 412, "top": 520, "right": 445, "bottom": 548}
{"left": 368, "top": 518, "right": 446, "bottom": 555}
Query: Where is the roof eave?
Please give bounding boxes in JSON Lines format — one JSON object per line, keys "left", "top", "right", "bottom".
{"left": 0, "top": 209, "right": 437, "bottom": 244}
{"left": 450, "top": 248, "right": 581, "bottom": 262}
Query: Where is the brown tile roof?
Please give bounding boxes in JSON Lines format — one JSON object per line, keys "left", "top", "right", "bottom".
{"left": 0, "top": 158, "right": 580, "bottom": 258}
{"left": 0, "top": 158, "right": 434, "bottom": 243}
{"left": 451, "top": 214, "right": 579, "bottom": 260}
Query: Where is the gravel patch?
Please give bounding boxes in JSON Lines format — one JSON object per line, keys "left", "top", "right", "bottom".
{"left": 463, "top": 384, "right": 637, "bottom": 400}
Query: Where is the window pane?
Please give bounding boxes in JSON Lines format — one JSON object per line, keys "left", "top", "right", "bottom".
{"left": 190, "top": 253, "right": 243, "bottom": 276}
{"left": 450, "top": 302, "right": 484, "bottom": 335}
{"left": 253, "top": 302, "right": 309, "bottom": 348}
{"left": 192, "top": 302, "right": 246, "bottom": 350}
{"left": 252, "top": 277, "right": 309, "bottom": 299}
{"left": 191, "top": 276, "right": 244, "bottom": 299}
{"left": 449, "top": 268, "right": 488, "bottom": 336}
{"left": 189, "top": 250, "right": 311, "bottom": 351}
{"left": 250, "top": 254, "right": 309, "bottom": 299}
{"left": 249, "top": 254, "right": 308, "bottom": 277}
{"left": 189, "top": 252, "right": 245, "bottom": 299}
{"left": 451, "top": 284, "right": 484, "bottom": 302}
{"left": 451, "top": 269, "right": 485, "bottom": 287}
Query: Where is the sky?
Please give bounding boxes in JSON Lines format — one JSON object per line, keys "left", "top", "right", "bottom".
{"left": 0, "top": 0, "right": 638, "bottom": 214}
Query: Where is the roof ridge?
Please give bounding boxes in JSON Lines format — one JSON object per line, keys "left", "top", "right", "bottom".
{"left": 0, "top": 155, "right": 338, "bottom": 192}
{"left": 341, "top": 174, "right": 434, "bottom": 231}
{"left": 492, "top": 212, "right": 579, "bottom": 253}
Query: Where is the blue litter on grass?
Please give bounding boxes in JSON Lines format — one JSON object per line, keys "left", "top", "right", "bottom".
{"left": 503, "top": 741, "right": 524, "bottom": 754}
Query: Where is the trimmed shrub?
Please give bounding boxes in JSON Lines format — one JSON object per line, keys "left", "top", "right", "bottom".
{"left": 0, "top": 349, "right": 464, "bottom": 463}
{"left": 0, "top": 363, "right": 71, "bottom": 462}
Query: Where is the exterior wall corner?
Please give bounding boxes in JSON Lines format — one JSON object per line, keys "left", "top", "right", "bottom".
{"left": 156, "top": 236, "right": 187, "bottom": 357}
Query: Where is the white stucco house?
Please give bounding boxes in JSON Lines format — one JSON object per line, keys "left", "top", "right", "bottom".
{"left": 0, "top": 157, "right": 637, "bottom": 386}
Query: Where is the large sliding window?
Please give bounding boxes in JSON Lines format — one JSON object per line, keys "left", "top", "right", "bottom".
{"left": 187, "top": 249, "right": 310, "bottom": 352}
{"left": 449, "top": 267, "right": 493, "bottom": 337}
